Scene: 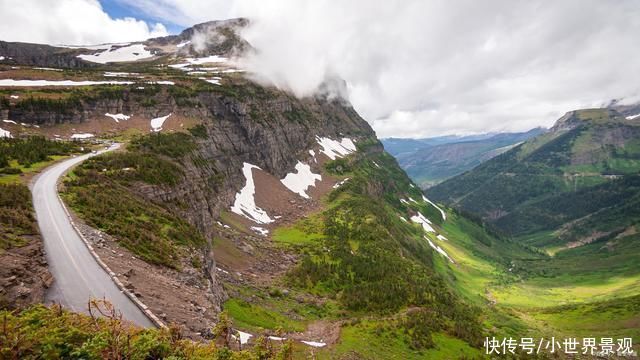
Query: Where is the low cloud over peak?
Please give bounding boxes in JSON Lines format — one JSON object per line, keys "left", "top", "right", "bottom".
{"left": 227, "top": 0, "right": 640, "bottom": 137}
{"left": 5, "top": 0, "right": 640, "bottom": 138}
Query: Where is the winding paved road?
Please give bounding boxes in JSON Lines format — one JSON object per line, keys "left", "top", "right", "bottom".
{"left": 32, "top": 144, "right": 155, "bottom": 328}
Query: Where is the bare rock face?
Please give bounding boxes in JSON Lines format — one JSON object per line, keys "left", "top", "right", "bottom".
{"left": 0, "top": 18, "right": 249, "bottom": 70}
{"left": 0, "top": 41, "right": 96, "bottom": 69}
{"left": 2, "top": 66, "right": 379, "bottom": 316}
{"left": 0, "top": 238, "right": 52, "bottom": 310}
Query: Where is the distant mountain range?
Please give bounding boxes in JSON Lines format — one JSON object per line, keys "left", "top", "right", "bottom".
{"left": 427, "top": 105, "right": 640, "bottom": 250}
{"left": 382, "top": 128, "right": 545, "bottom": 188}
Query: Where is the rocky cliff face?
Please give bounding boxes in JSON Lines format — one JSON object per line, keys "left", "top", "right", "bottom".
{"left": 0, "top": 18, "right": 248, "bottom": 70}
{"left": 0, "top": 41, "right": 96, "bottom": 69}
{"left": 0, "top": 238, "right": 52, "bottom": 310}
{"left": 5, "top": 81, "right": 375, "bottom": 236}
{"left": 5, "top": 78, "right": 377, "bottom": 321}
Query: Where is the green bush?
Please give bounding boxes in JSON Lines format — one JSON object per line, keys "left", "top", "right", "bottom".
{"left": 0, "top": 136, "right": 82, "bottom": 167}
{"left": 79, "top": 151, "right": 183, "bottom": 186}
{"left": 0, "top": 303, "right": 293, "bottom": 359}
{"left": 130, "top": 132, "right": 197, "bottom": 159}
{"left": 63, "top": 177, "right": 203, "bottom": 268}
{"left": 0, "top": 183, "right": 36, "bottom": 250}
{"left": 286, "top": 147, "right": 483, "bottom": 346}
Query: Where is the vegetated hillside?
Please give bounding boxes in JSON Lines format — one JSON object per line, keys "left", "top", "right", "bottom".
{"left": 0, "top": 302, "right": 296, "bottom": 359}
{"left": 0, "top": 137, "right": 84, "bottom": 309}
{"left": 428, "top": 108, "right": 640, "bottom": 249}
{"left": 0, "top": 22, "right": 504, "bottom": 356}
{"left": 382, "top": 129, "right": 544, "bottom": 188}
{"left": 10, "top": 17, "right": 639, "bottom": 358}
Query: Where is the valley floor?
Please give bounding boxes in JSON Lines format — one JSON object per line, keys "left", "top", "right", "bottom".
{"left": 432, "top": 210, "right": 640, "bottom": 356}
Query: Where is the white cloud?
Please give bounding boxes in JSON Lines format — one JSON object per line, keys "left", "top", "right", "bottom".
{"left": 0, "top": 0, "right": 167, "bottom": 45}
{"left": 224, "top": 0, "right": 640, "bottom": 137}
{"left": 4, "top": 0, "right": 640, "bottom": 137}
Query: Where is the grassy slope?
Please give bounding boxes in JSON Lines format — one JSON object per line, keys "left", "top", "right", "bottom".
{"left": 1, "top": 137, "right": 84, "bottom": 248}
{"left": 430, "top": 206, "right": 640, "bottom": 344}
{"left": 62, "top": 133, "right": 206, "bottom": 268}
{"left": 0, "top": 137, "right": 83, "bottom": 184}
{"left": 429, "top": 110, "right": 640, "bottom": 252}
{"left": 0, "top": 303, "right": 295, "bottom": 359}
{"left": 0, "top": 184, "right": 37, "bottom": 250}
{"left": 222, "top": 140, "right": 493, "bottom": 358}
{"left": 226, "top": 136, "right": 640, "bottom": 357}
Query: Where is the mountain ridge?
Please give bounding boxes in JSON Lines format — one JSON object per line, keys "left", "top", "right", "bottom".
{"left": 428, "top": 107, "right": 640, "bottom": 247}
{"left": 383, "top": 128, "right": 545, "bottom": 188}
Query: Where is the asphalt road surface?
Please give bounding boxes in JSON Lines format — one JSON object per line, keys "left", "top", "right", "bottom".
{"left": 32, "top": 144, "right": 155, "bottom": 328}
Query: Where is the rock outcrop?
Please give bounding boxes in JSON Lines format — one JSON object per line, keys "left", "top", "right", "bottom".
{"left": 0, "top": 238, "right": 52, "bottom": 310}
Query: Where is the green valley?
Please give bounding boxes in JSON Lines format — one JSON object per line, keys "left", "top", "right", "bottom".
{"left": 1, "top": 8, "right": 639, "bottom": 360}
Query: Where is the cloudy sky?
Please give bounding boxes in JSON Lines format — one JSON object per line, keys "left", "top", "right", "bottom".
{"left": 1, "top": 0, "right": 640, "bottom": 138}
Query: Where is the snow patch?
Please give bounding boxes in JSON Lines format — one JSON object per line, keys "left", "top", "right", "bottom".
{"left": 426, "top": 236, "right": 454, "bottom": 263}
{"left": 280, "top": 162, "right": 322, "bottom": 198}
{"left": 169, "top": 55, "right": 229, "bottom": 69}
{"left": 436, "top": 234, "right": 448, "bottom": 241}
{"left": 77, "top": 44, "right": 153, "bottom": 64}
{"left": 2, "top": 120, "right": 17, "bottom": 124}
{"left": 105, "top": 113, "right": 131, "bottom": 123}
{"left": 61, "top": 43, "right": 127, "bottom": 50}
{"left": 332, "top": 177, "right": 350, "bottom": 189}
{"left": 147, "top": 80, "right": 175, "bottom": 85}
{"left": 232, "top": 330, "right": 253, "bottom": 345}
{"left": 626, "top": 113, "right": 640, "bottom": 120}
{"left": 176, "top": 40, "right": 191, "bottom": 48}
{"left": 302, "top": 341, "right": 327, "bottom": 348}
{"left": 251, "top": 226, "right": 269, "bottom": 236}
{"left": 10, "top": 95, "right": 19, "bottom": 99}
{"left": 0, "top": 127, "right": 12, "bottom": 138}
{"left": 372, "top": 161, "right": 381, "bottom": 168}
{"left": 231, "top": 163, "right": 274, "bottom": 224}
{"left": 104, "top": 71, "right": 141, "bottom": 77}
{"left": 422, "top": 195, "right": 446, "bottom": 221}
{"left": 0, "top": 56, "right": 4, "bottom": 61}
{"left": 220, "top": 68, "right": 245, "bottom": 73}
{"left": 198, "top": 77, "right": 221, "bottom": 85}
{"left": 316, "top": 136, "right": 357, "bottom": 160}
{"left": 150, "top": 113, "right": 172, "bottom": 132}
{"left": 0, "top": 79, "right": 133, "bottom": 87}
{"left": 308, "top": 149, "right": 317, "bottom": 163}
{"left": 411, "top": 212, "right": 435, "bottom": 233}
{"left": 70, "top": 133, "right": 94, "bottom": 139}
{"left": 399, "top": 216, "right": 408, "bottom": 222}
{"left": 34, "top": 67, "right": 63, "bottom": 71}
{"left": 268, "top": 336, "right": 287, "bottom": 341}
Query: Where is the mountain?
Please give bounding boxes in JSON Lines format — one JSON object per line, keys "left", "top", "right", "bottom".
{"left": 428, "top": 108, "right": 640, "bottom": 249}
{"left": 382, "top": 129, "right": 544, "bottom": 188}
{"left": 3, "top": 19, "right": 640, "bottom": 359}
{"left": 425, "top": 108, "right": 640, "bottom": 351}
{"left": 0, "top": 19, "right": 249, "bottom": 69}
{"left": 0, "top": 20, "right": 497, "bottom": 358}
{"left": 383, "top": 133, "right": 504, "bottom": 156}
